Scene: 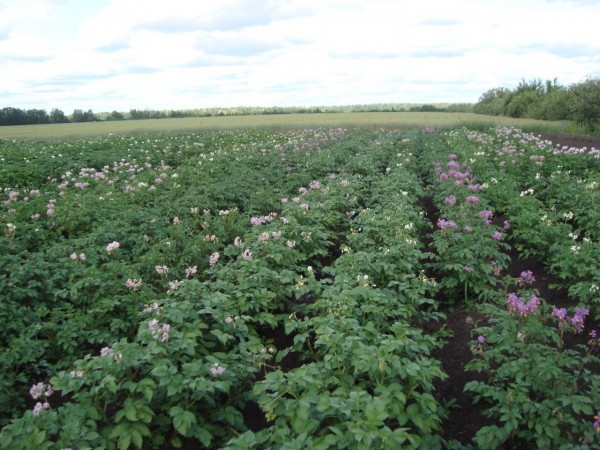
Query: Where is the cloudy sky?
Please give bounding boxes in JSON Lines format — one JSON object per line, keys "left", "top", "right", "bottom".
{"left": 1, "top": 0, "right": 599, "bottom": 113}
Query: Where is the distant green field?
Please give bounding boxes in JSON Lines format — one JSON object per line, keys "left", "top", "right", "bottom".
{"left": 0, "top": 112, "right": 572, "bottom": 140}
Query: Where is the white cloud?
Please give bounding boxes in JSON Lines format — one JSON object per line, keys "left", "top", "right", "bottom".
{"left": 1, "top": 0, "right": 599, "bottom": 111}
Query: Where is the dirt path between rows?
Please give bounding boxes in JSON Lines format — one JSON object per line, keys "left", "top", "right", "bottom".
{"left": 537, "top": 133, "right": 600, "bottom": 150}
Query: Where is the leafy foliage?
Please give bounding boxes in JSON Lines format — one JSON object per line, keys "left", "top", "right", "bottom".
{"left": 1, "top": 125, "right": 599, "bottom": 448}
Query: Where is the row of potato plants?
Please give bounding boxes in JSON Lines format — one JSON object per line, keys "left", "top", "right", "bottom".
{"left": 0, "top": 129, "right": 320, "bottom": 426}
{"left": 0, "top": 128, "right": 449, "bottom": 448}
{"left": 439, "top": 127, "right": 600, "bottom": 448}
{"left": 0, "top": 127, "right": 355, "bottom": 446}
{"left": 456, "top": 127, "right": 600, "bottom": 316}
{"left": 226, "top": 137, "right": 447, "bottom": 449}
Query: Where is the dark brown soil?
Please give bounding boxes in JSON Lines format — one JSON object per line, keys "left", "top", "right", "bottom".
{"left": 537, "top": 133, "right": 600, "bottom": 151}
{"left": 431, "top": 308, "right": 493, "bottom": 444}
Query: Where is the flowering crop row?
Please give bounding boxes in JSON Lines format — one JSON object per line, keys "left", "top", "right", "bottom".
{"left": 1, "top": 126, "right": 599, "bottom": 448}
{"left": 0, "top": 129, "right": 452, "bottom": 449}
{"left": 442, "top": 127, "right": 600, "bottom": 447}
{"left": 0, "top": 128, "right": 368, "bottom": 448}
{"left": 453, "top": 127, "right": 600, "bottom": 316}
{"left": 417, "top": 132, "right": 510, "bottom": 304}
{"left": 226, "top": 139, "right": 447, "bottom": 448}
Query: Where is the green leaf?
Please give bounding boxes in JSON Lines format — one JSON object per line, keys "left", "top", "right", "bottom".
{"left": 124, "top": 398, "right": 138, "bottom": 421}
{"left": 173, "top": 410, "right": 197, "bottom": 436}
{"left": 194, "top": 427, "right": 212, "bottom": 447}
{"left": 109, "top": 423, "right": 129, "bottom": 440}
{"left": 118, "top": 431, "right": 131, "bottom": 450}
{"left": 210, "top": 329, "right": 231, "bottom": 344}
{"left": 312, "top": 434, "right": 338, "bottom": 450}
{"left": 141, "top": 386, "right": 154, "bottom": 402}
{"left": 33, "top": 430, "right": 46, "bottom": 445}
{"left": 578, "top": 402, "right": 593, "bottom": 416}
{"left": 328, "top": 426, "right": 343, "bottom": 438}
{"left": 0, "top": 431, "right": 13, "bottom": 448}
{"left": 103, "top": 375, "right": 118, "bottom": 394}
{"left": 130, "top": 428, "right": 143, "bottom": 449}
{"left": 86, "top": 404, "right": 101, "bottom": 420}
{"left": 131, "top": 422, "right": 151, "bottom": 438}
{"left": 169, "top": 406, "right": 184, "bottom": 417}
{"left": 365, "top": 400, "right": 388, "bottom": 422}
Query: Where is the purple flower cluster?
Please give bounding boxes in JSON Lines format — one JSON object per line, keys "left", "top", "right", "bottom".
{"left": 552, "top": 308, "right": 568, "bottom": 320}
{"left": 149, "top": 319, "right": 171, "bottom": 342}
{"left": 447, "top": 160, "right": 461, "bottom": 170}
{"left": 516, "top": 270, "right": 535, "bottom": 287}
{"left": 30, "top": 382, "right": 53, "bottom": 400}
{"left": 437, "top": 218, "right": 457, "bottom": 230}
{"left": 435, "top": 155, "right": 476, "bottom": 184}
{"left": 491, "top": 260, "right": 503, "bottom": 276}
{"left": 552, "top": 306, "right": 590, "bottom": 333}
{"left": 507, "top": 293, "right": 540, "bottom": 316}
{"left": 444, "top": 195, "right": 456, "bottom": 206}
{"left": 466, "top": 195, "right": 480, "bottom": 204}
{"left": 100, "top": 346, "right": 123, "bottom": 361}
{"left": 33, "top": 401, "right": 51, "bottom": 416}
{"left": 30, "top": 382, "right": 53, "bottom": 416}
{"left": 572, "top": 307, "right": 590, "bottom": 333}
{"left": 209, "top": 362, "right": 226, "bottom": 377}
{"left": 479, "top": 210, "right": 493, "bottom": 225}
{"left": 449, "top": 170, "right": 471, "bottom": 180}
{"left": 468, "top": 183, "right": 483, "bottom": 191}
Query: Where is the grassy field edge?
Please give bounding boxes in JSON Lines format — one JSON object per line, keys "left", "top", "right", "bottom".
{"left": 0, "top": 112, "right": 576, "bottom": 140}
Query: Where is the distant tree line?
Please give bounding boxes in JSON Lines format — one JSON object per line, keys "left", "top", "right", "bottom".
{"left": 474, "top": 76, "right": 600, "bottom": 131}
{"left": 0, "top": 107, "right": 98, "bottom": 126}
{"left": 4, "top": 78, "right": 598, "bottom": 131}
{"left": 0, "top": 107, "right": 67, "bottom": 125}
{"left": 0, "top": 103, "right": 479, "bottom": 127}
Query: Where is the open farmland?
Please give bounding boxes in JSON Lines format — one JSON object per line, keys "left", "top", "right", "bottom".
{"left": 1, "top": 125, "right": 600, "bottom": 449}
{"left": 0, "top": 112, "right": 574, "bottom": 140}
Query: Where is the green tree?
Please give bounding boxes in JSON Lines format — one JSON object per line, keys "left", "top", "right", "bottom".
{"left": 71, "top": 109, "right": 85, "bottom": 122}
{"left": 569, "top": 77, "right": 600, "bottom": 131}
{"left": 0, "top": 107, "right": 27, "bottom": 125}
{"left": 538, "top": 88, "right": 570, "bottom": 121}
{"left": 504, "top": 90, "right": 544, "bottom": 118}
{"left": 26, "top": 108, "right": 49, "bottom": 124}
{"left": 503, "top": 79, "right": 545, "bottom": 118}
{"left": 49, "top": 108, "right": 69, "bottom": 123}
{"left": 473, "top": 87, "right": 511, "bottom": 115}
{"left": 107, "top": 110, "right": 125, "bottom": 121}
{"left": 71, "top": 109, "right": 97, "bottom": 122}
